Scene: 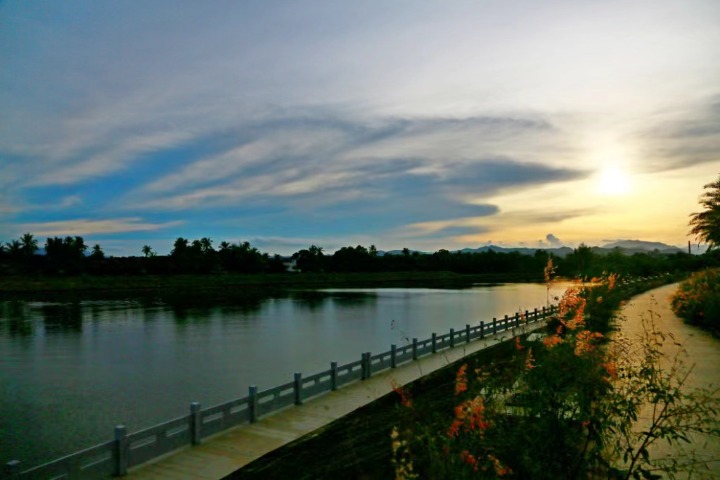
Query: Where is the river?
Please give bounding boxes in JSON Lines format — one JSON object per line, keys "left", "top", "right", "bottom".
{"left": 0, "top": 282, "right": 565, "bottom": 470}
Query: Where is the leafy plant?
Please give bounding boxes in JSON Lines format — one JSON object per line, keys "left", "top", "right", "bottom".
{"left": 671, "top": 268, "right": 720, "bottom": 335}
{"left": 392, "top": 268, "right": 720, "bottom": 479}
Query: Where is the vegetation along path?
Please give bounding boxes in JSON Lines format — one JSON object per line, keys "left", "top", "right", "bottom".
{"left": 618, "top": 283, "right": 720, "bottom": 476}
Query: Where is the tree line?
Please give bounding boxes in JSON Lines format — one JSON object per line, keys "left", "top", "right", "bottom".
{"left": 1, "top": 233, "right": 717, "bottom": 278}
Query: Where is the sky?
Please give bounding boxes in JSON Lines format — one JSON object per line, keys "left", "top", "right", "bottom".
{"left": 1, "top": 0, "right": 719, "bottom": 256}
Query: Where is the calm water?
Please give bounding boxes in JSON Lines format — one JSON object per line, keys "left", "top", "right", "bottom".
{"left": 0, "top": 283, "right": 564, "bottom": 468}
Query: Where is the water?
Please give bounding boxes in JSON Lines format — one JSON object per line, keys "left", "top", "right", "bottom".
{"left": 0, "top": 283, "right": 563, "bottom": 469}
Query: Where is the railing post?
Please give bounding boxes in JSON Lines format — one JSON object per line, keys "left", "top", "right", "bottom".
{"left": 465, "top": 324, "right": 471, "bottom": 343}
{"left": 294, "top": 372, "right": 303, "bottom": 405}
{"left": 113, "top": 425, "right": 129, "bottom": 477}
{"left": 5, "top": 460, "right": 21, "bottom": 479}
{"left": 541, "top": 306, "right": 546, "bottom": 320}
{"left": 391, "top": 344, "right": 397, "bottom": 368}
{"left": 449, "top": 328, "right": 455, "bottom": 348}
{"left": 412, "top": 338, "right": 418, "bottom": 360}
{"left": 249, "top": 385, "right": 258, "bottom": 423}
{"left": 493, "top": 317, "right": 497, "bottom": 334}
{"left": 533, "top": 308, "right": 538, "bottom": 322}
{"left": 431, "top": 333, "right": 437, "bottom": 353}
{"left": 330, "top": 361, "right": 338, "bottom": 391}
{"left": 480, "top": 321, "right": 485, "bottom": 338}
{"left": 514, "top": 312, "right": 520, "bottom": 328}
{"left": 190, "top": 402, "right": 202, "bottom": 445}
{"left": 361, "top": 352, "right": 369, "bottom": 379}
{"left": 504, "top": 314, "right": 509, "bottom": 330}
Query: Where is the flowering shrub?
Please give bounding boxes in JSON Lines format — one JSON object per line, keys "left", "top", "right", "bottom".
{"left": 671, "top": 268, "right": 720, "bottom": 334}
{"left": 391, "top": 267, "right": 720, "bottom": 479}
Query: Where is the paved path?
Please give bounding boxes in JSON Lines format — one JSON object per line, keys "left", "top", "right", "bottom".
{"left": 126, "top": 321, "right": 543, "bottom": 479}
{"left": 618, "top": 283, "right": 720, "bottom": 478}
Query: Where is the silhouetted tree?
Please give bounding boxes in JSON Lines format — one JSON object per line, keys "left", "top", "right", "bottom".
{"left": 689, "top": 175, "right": 720, "bottom": 251}
{"left": 292, "top": 245, "right": 325, "bottom": 273}
{"left": 199, "top": 237, "right": 214, "bottom": 254}
{"left": 5, "top": 239, "right": 22, "bottom": 258}
{"left": 20, "top": 233, "right": 39, "bottom": 257}
{"left": 142, "top": 245, "right": 155, "bottom": 257}
{"left": 90, "top": 244, "right": 105, "bottom": 259}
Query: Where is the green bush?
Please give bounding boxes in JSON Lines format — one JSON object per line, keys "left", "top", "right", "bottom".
{"left": 671, "top": 268, "right": 720, "bottom": 334}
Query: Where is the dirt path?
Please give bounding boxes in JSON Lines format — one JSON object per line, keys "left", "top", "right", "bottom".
{"left": 618, "top": 283, "right": 720, "bottom": 478}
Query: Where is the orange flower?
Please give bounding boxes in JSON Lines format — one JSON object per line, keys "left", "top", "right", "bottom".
{"left": 515, "top": 337, "right": 524, "bottom": 351}
{"left": 524, "top": 348, "right": 536, "bottom": 370}
{"left": 448, "top": 396, "right": 488, "bottom": 437}
{"left": 455, "top": 363, "right": 468, "bottom": 395}
{"left": 543, "top": 334, "right": 563, "bottom": 349}
{"left": 603, "top": 361, "right": 618, "bottom": 380}
{"left": 391, "top": 380, "right": 413, "bottom": 408}
{"left": 574, "top": 330, "right": 604, "bottom": 356}
{"left": 460, "top": 450, "right": 479, "bottom": 471}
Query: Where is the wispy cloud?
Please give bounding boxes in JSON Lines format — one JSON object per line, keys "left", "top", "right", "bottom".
{"left": 634, "top": 95, "right": 720, "bottom": 172}
{"left": 15, "top": 218, "right": 184, "bottom": 237}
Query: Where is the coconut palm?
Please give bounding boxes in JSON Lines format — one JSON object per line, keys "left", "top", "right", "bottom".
{"left": 5, "top": 239, "right": 22, "bottom": 257}
{"left": 689, "top": 175, "right": 720, "bottom": 250}
{"left": 20, "top": 233, "right": 39, "bottom": 256}
{"left": 91, "top": 244, "right": 104, "bottom": 259}
{"left": 142, "top": 245, "right": 155, "bottom": 257}
{"left": 199, "top": 237, "right": 214, "bottom": 254}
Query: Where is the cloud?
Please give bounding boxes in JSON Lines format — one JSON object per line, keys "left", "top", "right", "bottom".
{"left": 59, "top": 195, "right": 82, "bottom": 208}
{"left": 15, "top": 218, "right": 184, "bottom": 237}
{"left": 121, "top": 112, "right": 586, "bottom": 225}
{"left": 634, "top": 96, "right": 720, "bottom": 172}
{"left": 546, "top": 233, "right": 562, "bottom": 246}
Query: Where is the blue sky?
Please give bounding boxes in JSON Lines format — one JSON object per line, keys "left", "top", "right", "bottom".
{"left": 1, "top": 0, "right": 719, "bottom": 255}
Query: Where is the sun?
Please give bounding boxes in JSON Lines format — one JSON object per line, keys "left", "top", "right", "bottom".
{"left": 597, "top": 167, "right": 631, "bottom": 196}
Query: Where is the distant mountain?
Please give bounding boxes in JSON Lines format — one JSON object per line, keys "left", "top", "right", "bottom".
{"left": 458, "top": 245, "right": 575, "bottom": 257}
{"left": 377, "top": 249, "right": 426, "bottom": 256}
{"left": 378, "top": 241, "right": 684, "bottom": 258}
{"left": 602, "top": 240, "right": 683, "bottom": 254}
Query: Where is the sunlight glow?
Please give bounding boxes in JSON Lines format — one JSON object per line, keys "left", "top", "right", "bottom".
{"left": 597, "top": 167, "right": 631, "bottom": 196}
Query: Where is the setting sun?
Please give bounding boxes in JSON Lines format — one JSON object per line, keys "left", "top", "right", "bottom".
{"left": 597, "top": 167, "right": 631, "bottom": 196}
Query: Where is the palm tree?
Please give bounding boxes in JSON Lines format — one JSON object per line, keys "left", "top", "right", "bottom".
{"left": 90, "top": 244, "right": 104, "bottom": 259}
{"left": 689, "top": 175, "right": 720, "bottom": 251}
{"left": 19, "top": 233, "right": 38, "bottom": 256}
{"left": 199, "top": 237, "right": 214, "bottom": 254}
{"left": 171, "top": 237, "right": 189, "bottom": 256}
{"left": 142, "top": 245, "right": 155, "bottom": 257}
{"left": 5, "top": 240, "right": 22, "bottom": 257}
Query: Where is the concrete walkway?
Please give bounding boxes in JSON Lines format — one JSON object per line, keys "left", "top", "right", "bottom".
{"left": 126, "top": 321, "right": 544, "bottom": 479}
{"left": 618, "top": 283, "right": 720, "bottom": 478}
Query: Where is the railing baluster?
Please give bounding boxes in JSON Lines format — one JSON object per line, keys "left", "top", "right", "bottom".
{"left": 114, "top": 425, "right": 129, "bottom": 477}
{"left": 331, "top": 362, "right": 338, "bottom": 390}
{"left": 249, "top": 385, "right": 258, "bottom": 423}
{"left": 294, "top": 373, "right": 303, "bottom": 405}
{"left": 190, "top": 402, "right": 202, "bottom": 445}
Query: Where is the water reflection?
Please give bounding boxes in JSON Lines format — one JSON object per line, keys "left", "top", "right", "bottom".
{"left": 0, "top": 301, "right": 33, "bottom": 337}
{"left": 40, "top": 303, "right": 84, "bottom": 333}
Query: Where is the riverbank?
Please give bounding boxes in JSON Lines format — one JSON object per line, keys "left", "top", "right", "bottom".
{"left": 0, "top": 271, "right": 543, "bottom": 298}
